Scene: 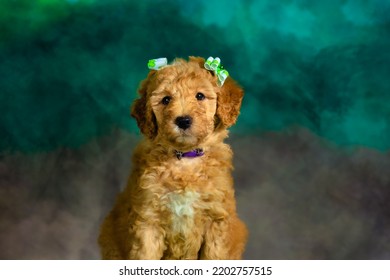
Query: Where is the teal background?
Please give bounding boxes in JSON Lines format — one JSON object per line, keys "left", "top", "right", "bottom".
{"left": 1, "top": 0, "right": 390, "bottom": 152}
{"left": 1, "top": 0, "right": 390, "bottom": 259}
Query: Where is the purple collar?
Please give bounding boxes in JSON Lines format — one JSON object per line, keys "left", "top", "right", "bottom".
{"left": 174, "top": 148, "right": 204, "bottom": 160}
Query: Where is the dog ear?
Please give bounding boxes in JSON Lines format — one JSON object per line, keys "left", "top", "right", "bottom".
{"left": 131, "top": 71, "right": 158, "bottom": 139}
{"left": 216, "top": 77, "right": 244, "bottom": 128}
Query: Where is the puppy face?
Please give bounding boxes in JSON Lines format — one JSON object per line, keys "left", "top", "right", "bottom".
{"left": 150, "top": 62, "right": 218, "bottom": 148}
{"left": 132, "top": 57, "right": 244, "bottom": 149}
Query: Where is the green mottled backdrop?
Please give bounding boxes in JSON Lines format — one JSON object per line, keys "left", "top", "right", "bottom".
{"left": 1, "top": 0, "right": 390, "bottom": 259}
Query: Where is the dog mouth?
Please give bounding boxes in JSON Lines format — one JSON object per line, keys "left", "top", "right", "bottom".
{"left": 177, "top": 127, "right": 192, "bottom": 136}
{"left": 167, "top": 125, "right": 198, "bottom": 146}
{"left": 175, "top": 128, "right": 196, "bottom": 140}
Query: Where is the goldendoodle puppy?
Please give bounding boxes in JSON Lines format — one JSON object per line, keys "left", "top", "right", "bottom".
{"left": 98, "top": 56, "right": 247, "bottom": 259}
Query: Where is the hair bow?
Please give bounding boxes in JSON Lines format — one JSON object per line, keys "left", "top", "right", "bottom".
{"left": 204, "top": 56, "right": 229, "bottom": 87}
{"left": 147, "top": 58, "right": 168, "bottom": 70}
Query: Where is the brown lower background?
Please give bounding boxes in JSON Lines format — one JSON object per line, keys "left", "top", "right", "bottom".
{"left": 1, "top": 127, "right": 389, "bottom": 259}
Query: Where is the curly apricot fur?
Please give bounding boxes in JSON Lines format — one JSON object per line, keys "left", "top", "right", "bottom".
{"left": 99, "top": 57, "right": 247, "bottom": 259}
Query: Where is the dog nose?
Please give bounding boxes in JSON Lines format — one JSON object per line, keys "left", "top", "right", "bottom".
{"left": 175, "top": 116, "right": 192, "bottom": 130}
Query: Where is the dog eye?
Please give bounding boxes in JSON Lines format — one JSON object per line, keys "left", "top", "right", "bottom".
{"left": 161, "top": 96, "right": 171, "bottom": 105}
{"left": 195, "top": 92, "right": 205, "bottom": 101}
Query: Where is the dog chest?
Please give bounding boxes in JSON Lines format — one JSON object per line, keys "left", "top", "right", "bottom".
{"left": 164, "top": 191, "right": 200, "bottom": 234}
{"left": 160, "top": 190, "right": 206, "bottom": 259}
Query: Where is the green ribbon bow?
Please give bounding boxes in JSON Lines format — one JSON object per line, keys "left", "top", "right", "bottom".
{"left": 148, "top": 58, "right": 168, "bottom": 70}
{"left": 204, "top": 56, "right": 229, "bottom": 87}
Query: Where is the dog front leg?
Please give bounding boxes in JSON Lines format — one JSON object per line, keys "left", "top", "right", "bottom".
{"left": 199, "top": 219, "right": 230, "bottom": 260}
{"left": 129, "top": 224, "right": 165, "bottom": 260}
